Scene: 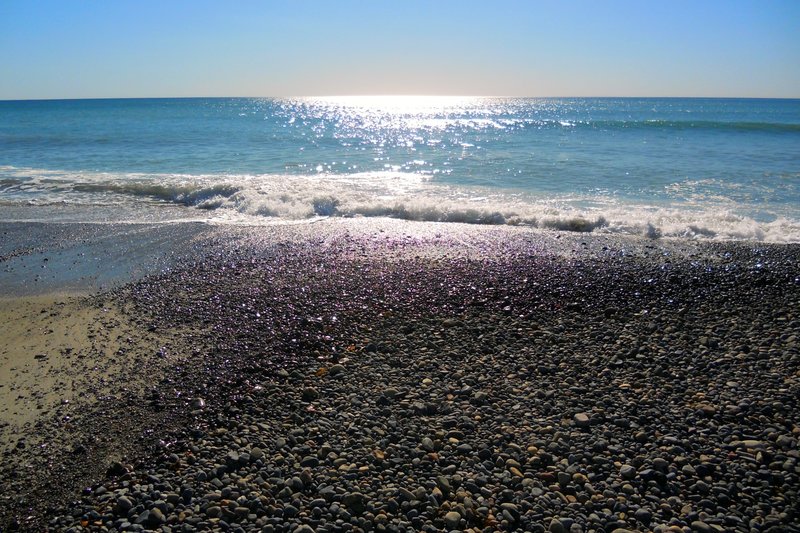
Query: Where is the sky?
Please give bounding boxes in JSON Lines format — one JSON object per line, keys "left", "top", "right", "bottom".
{"left": 1, "top": 0, "right": 799, "bottom": 99}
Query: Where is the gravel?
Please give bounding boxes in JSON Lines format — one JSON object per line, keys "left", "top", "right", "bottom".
{"left": 1, "top": 221, "right": 798, "bottom": 531}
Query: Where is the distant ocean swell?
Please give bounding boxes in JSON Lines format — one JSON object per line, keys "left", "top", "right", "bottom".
{"left": 459, "top": 119, "right": 800, "bottom": 133}
{"left": 1, "top": 166, "right": 798, "bottom": 243}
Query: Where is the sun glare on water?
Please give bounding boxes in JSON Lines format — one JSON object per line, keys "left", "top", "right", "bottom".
{"left": 307, "top": 95, "right": 481, "bottom": 113}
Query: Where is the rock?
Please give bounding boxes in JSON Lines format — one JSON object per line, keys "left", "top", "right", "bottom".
{"left": 342, "top": 492, "right": 367, "bottom": 514}
{"left": 397, "top": 487, "right": 416, "bottom": 502}
{"left": 106, "top": 461, "right": 128, "bottom": 477}
{"left": 384, "top": 387, "right": 401, "bottom": 399}
{"left": 436, "top": 475, "right": 452, "bottom": 496}
{"left": 620, "top": 464, "right": 637, "bottom": 480}
{"left": 287, "top": 476, "right": 304, "bottom": 491}
{"left": 329, "top": 364, "right": 345, "bottom": 376}
{"left": 283, "top": 504, "right": 299, "bottom": 517}
{"left": 500, "top": 502, "right": 519, "bottom": 519}
{"left": 696, "top": 403, "right": 716, "bottom": 417}
{"left": 141, "top": 508, "right": 166, "bottom": 527}
{"left": 574, "top": 412, "right": 591, "bottom": 428}
{"left": 690, "top": 521, "right": 713, "bottom": 533}
{"left": 472, "top": 391, "right": 489, "bottom": 405}
{"left": 776, "top": 434, "right": 795, "bottom": 449}
{"left": 302, "top": 387, "right": 319, "bottom": 400}
{"left": 300, "top": 456, "right": 319, "bottom": 468}
{"left": 250, "top": 447, "right": 264, "bottom": 461}
{"left": 634, "top": 507, "right": 652, "bottom": 524}
{"left": 444, "top": 510, "right": 461, "bottom": 529}
{"left": 550, "top": 518, "right": 567, "bottom": 533}
{"left": 734, "top": 439, "right": 765, "bottom": 449}
{"left": 115, "top": 496, "right": 133, "bottom": 514}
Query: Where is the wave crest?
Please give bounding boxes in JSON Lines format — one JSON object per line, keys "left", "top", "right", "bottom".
{"left": 2, "top": 167, "right": 799, "bottom": 243}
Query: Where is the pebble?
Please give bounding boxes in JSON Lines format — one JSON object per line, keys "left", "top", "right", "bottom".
{"left": 550, "top": 518, "right": 567, "bottom": 533}
{"left": 301, "top": 387, "right": 318, "bottom": 400}
{"left": 620, "top": 464, "right": 637, "bottom": 480}
{"left": 12, "top": 227, "right": 799, "bottom": 533}
{"left": 444, "top": 510, "right": 461, "bottom": 529}
{"left": 328, "top": 363, "right": 345, "bottom": 377}
{"left": 573, "top": 412, "right": 591, "bottom": 428}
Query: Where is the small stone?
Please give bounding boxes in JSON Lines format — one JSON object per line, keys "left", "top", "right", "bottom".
{"left": 444, "top": 510, "right": 461, "bottom": 529}
{"left": 620, "top": 464, "right": 636, "bottom": 479}
{"left": 500, "top": 502, "right": 519, "bottom": 517}
{"left": 690, "top": 521, "right": 713, "bottom": 533}
{"left": 107, "top": 460, "right": 129, "bottom": 477}
{"left": 116, "top": 496, "right": 133, "bottom": 513}
{"left": 283, "top": 504, "right": 299, "bottom": 518}
{"left": 776, "top": 434, "right": 795, "bottom": 449}
{"left": 634, "top": 507, "right": 652, "bottom": 524}
{"left": 574, "top": 413, "right": 591, "bottom": 428}
{"left": 696, "top": 403, "right": 716, "bottom": 417}
{"left": 206, "top": 506, "right": 222, "bottom": 518}
{"left": 287, "top": 476, "right": 304, "bottom": 491}
{"left": 436, "top": 475, "right": 452, "bottom": 496}
{"left": 300, "top": 456, "right": 319, "bottom": 468}
{"left": 329, "top": 364, "right": 345, "bottom": 376}
{"left": 302, "top": 387, "right": 319, "bottom": 400}
{"left": 550, "top": 518, "right": 567, "bottom": 533}
{"left": 735, "top": 440, "right": 765, "bottom": 449}
{"left": 472, "top": 391, "right": 489, "bottom": 405}
{"left": 342, "top": 492, "right": 367, "bottom": 514}
{"left": 144, "top": 508, "right": 166, "bottom": 527}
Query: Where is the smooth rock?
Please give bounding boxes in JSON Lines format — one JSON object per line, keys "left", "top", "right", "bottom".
{"left": 444, "top": 510, "right": 461, "bottom": 529}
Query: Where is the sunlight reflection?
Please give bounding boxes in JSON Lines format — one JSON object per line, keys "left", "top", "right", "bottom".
{"left": 306, "top": 95, "right": 481, "bottom": 113}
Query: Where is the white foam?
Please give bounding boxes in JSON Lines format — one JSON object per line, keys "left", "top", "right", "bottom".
{"left": 2, "top": 166, "right": 799, "bottom": 243}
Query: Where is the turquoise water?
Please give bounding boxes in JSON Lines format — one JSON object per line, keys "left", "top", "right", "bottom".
{"left": 1, "top": 96, "right": 799, "bottom": 241}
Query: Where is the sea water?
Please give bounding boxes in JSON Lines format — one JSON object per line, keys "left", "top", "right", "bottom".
{"left": 1, "top": 96, "right": 798, "bottom": 241}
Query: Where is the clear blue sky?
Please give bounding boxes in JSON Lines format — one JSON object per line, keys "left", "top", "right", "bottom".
{"left": 1, "top": 0, "right": 798, "bottom": 99}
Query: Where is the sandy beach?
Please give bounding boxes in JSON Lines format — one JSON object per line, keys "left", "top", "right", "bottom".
{"left": 1, "top": 219, "right": 798, "bottom": 531}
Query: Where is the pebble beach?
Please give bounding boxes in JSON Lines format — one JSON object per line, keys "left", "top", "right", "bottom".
{"left": 1, "top": 219, "right": 798, "bottom": 532}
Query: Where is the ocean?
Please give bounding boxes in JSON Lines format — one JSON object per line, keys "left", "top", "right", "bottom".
{"left": 1, "top": 96, "right": 798, "bottom": 242}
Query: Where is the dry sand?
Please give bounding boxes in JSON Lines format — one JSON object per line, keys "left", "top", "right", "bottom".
{"left": 1, "top": 295, "right": 139, "bottom": 447}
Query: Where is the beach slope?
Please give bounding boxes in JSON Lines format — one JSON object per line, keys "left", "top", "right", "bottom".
{"left": 1, "top": 219, "right": 798, "bottom": 531}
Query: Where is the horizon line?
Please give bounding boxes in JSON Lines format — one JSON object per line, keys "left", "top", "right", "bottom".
{"left": 2, "top": 94, "right": 800, "bottom": 103}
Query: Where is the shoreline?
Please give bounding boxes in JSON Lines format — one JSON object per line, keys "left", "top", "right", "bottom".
{"left": 1, "top": 219, "right": 798, "bottom": 531}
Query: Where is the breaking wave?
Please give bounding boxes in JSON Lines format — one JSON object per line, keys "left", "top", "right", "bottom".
{"left": 1, "top": 166, "right": 799, "bottom": 243}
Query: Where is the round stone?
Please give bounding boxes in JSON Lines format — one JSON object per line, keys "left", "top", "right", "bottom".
{"left": 444, "top": 511, "right": 461, "bottom": 529}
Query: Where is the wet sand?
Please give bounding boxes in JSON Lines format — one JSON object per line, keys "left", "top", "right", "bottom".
{"left": 1, "top": 219, "right": 798, "bottom": 531}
